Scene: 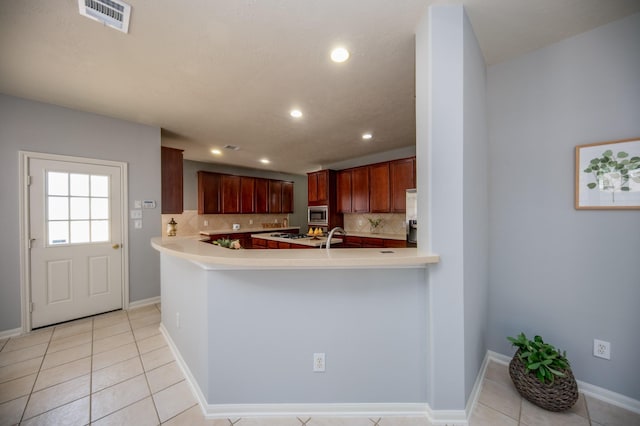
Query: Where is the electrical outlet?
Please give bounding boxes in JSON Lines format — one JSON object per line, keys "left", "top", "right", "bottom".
{"left": 249, "top": 219, "right": 253, "bottom": 225}
{"left": 203, "top": 220, "right": 209, "bottom": 227}
{"left": 313, "top": 353, "right": 325, "bottom": 372}
{"left": 593, "top": 339, "right": 610, "bottom": 360}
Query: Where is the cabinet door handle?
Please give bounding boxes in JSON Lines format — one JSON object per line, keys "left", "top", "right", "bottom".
{"left": 112, "top": 244, "right": 120, "bottom": 249}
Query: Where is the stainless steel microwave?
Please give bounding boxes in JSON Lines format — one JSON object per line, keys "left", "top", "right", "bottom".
{"left": 307, "top": 205, "right": 328, "bottom": 226}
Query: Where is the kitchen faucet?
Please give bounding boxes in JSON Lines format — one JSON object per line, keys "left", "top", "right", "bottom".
{"left": 325, "top": 227, "right": 346, "bottom": 250}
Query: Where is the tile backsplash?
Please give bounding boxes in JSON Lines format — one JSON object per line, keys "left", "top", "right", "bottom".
{"left": 162, "top": 211, "right": 406, "bottom": 238}
{"left": 161, "top": 211, "right": 291, "bottom": 237}
{"left": 343, "top": 213, "right": 406, "bottom": 236}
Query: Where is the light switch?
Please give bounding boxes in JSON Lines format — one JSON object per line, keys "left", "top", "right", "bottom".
{"left": 134, "top": 200, "right": 142, "bottom": 209}
{"left": 130, "top": 209, "right": 142, "bottom": 219}
{"left": 134, "top": 220, "right": 142, "bottom": 229}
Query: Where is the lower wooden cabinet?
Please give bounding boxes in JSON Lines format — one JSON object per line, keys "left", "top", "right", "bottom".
{"left": 341, "top": 235, "right": 406, "bottom": 248}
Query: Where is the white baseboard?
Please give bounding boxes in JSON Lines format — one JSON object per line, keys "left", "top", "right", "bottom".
{"left": 128, "top": 296, "right": 161, "bottom": 310}
{"left": 159, "top": 322, "right": 467, "bottom": 425}
{"left": 154, "top": 335, "right": 640, "bottom": 424}
{"left": 0, "top": 327, "right": 22, "bottom": 339}
{"left": 464, "top": 351, "right": 492, "bottom": 419}
{"left": 486, "top": 350, "right": 640, "bottom": 415}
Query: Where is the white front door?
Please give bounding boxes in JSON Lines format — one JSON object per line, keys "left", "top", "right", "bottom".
{"left": 28, "top": 156, "right": 125, "bottom": 328}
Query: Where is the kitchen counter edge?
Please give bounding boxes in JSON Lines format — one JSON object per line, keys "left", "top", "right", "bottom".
{"left": 151, "top": 236, "right": 439, "bottom": 270}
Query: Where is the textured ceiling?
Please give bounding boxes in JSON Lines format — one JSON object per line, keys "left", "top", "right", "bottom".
{"left": 1, "top": 0, "right": 639, "bottom": 174}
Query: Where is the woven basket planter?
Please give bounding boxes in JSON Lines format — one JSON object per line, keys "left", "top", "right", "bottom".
{"left": 509, "top": 349, "right": 579, "bottom": 412}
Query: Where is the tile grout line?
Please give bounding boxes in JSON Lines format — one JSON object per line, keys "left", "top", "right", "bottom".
{"left": 17, "top": 326, "right": 53, "bottom": 424}
{"left": 89, "top": 317, "right": 95, "bottom": 425}
{"left": 129, "top": 308, "right": 162, "bottom": 424}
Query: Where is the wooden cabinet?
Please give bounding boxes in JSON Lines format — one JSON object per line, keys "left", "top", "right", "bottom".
{"left": 255, "top": 178, "right": 269, "bottom": 213}
{"left": 282, "top": 181, "right": 294, "bottom": 213}
{"left": 337, "top": 167, "right": 369, "bottom": 213}
{"left": 307, "top": 170, "right": 329, "bottom": 206}
{"left": 197, "top": 172, "right": 293, "bottom": 215}
{"left": 369, "top": 163, "right": 390, "bottom": 213}
{"left": 161, "top": 147, "right": 183, "bottom": 214}
{"left": 352, "top": 166, "right": 370, "bottom": 212}
{"left": 221, "top": 175, "right": 241, "bottom": 213}
{"left": 197, "top": 171, "right": 221, "bottom": 214}
{"left": 362, "top": 237, "right": 384, "bottom": 248}
{"left": 390, "top": 158, "right": 416, "bottom": 212}
{"left": 340, "top": 235, "right": 406, "bottom": 248}
{"left": 252, "top": 238, "right": 267, "bottom": 248}
{"left": 269, "top": 180, "right": 282, "bottom": 213}
{"left": 240, "top": 177, "right": 256, "bottom": 213}
{"left": 335, "top": 157, "right": 415, "bottom": 214}
{"left": 336, "top": 170, "right": 352, "bottom": 213}
{"left": 342, "top": 235, "right": 362, "bottom": 248}
{"left": 383, "top": 239, "right": 407, "bottom": 248}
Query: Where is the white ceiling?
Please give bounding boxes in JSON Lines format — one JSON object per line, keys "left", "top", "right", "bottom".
{"left": 1, "top": 0, "right": 639, "bottom": 175}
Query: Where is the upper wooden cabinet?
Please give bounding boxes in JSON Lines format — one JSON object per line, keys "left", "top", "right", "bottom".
{"left": 335, "top": 157, "right": 415, "bottom": 214}
{"left": 240, "top": 177, "right": 256, "bottom": 213}
{"left": 351, "top": 166, "right": 370, "bottom": 212}
{"left": 336, "top": 170, "right": 352, "bottom": 213}
{"left": 369, "top": 163, "right": 390, "bottom": 213}
{"left": 307, "top": 170, "right": 329, "bottom": 206}
{"left": 282, "top": 181, "right": 294, "bottom": 213}
{"left": 269, "top": 180, "right": 282, "bottom": 213}
{"left": 198, "top": 171, "right": 293, "bottom": 215}
{"left": 390, "top": 157, "right": 416, "bottom": 212}
{"left": 221, "top": 175, "right": 241, "bottom": 214}
{"left": 255, "top": 178, "right": 269, "bottom": 213}
{"left": 337, "top": 167, "right": 369, "bottom": 213}
{"left": 197, "top": 171, "right": 221, "bottom": 214}
{"left": 161, "top": 147, "right": 184, "bottom": 214}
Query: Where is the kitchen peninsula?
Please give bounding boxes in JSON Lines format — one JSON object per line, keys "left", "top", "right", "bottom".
{"left": 151, "top": 236, "right": 439, "bottom": 416}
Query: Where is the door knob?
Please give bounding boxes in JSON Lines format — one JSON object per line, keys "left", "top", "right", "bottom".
{"left": 112, "top": 244, "right": 120, "bottom": 249}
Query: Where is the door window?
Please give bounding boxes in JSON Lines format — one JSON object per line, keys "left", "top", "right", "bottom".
{"left": 46, "top": 171, "right": 110, "bottom": 245}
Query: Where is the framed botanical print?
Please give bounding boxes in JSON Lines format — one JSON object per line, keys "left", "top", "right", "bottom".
{"left": 575, "top": 138, "right": 640, "bottom": 209}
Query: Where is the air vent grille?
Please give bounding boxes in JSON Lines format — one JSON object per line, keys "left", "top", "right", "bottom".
{"left": 224, "top": 145, "right": 241, "bottom": 151}
{"left": 78, "top": 0, "right": 131, "bottom": 33}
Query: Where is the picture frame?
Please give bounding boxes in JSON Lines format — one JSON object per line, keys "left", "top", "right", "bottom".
{"left": 575, "top": 137, "right": 640, "bottom": 210}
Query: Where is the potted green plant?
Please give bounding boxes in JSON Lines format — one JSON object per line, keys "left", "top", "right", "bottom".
{"left": 506, "top": 332, "right": 578, "bottom": 412}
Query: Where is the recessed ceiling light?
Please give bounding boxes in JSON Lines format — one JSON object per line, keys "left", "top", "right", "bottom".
{"left": 362, "top": 133, "right": 373, "bottom": 140}
{"left": 290, "top": 109, "right": 303, "bottom": 118}
{"left": 260, "top": 158, "right": 271, "bottom": 164}
{"left": 211, "top": 149, "right": 221, "bottom": 155}
{"left": 331, "top": 47, "right": 350, "bottom": 63}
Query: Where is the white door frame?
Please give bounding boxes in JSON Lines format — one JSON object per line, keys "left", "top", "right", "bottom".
{"left": 19, "top": 151, "right": 129, "bottom": 333}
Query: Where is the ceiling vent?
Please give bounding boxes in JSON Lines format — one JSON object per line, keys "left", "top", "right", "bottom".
{"left": 78, "top": 0, "right": 131, "bottom": 33}
{"left": 224, "top": 145, "right": 241, "bottom": 151}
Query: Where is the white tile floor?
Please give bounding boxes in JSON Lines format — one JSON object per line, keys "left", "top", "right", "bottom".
{"left": 1, "top": 305, "right": 639, "bottom": 425}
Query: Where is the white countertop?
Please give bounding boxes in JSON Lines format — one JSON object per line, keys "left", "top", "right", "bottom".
{"left": 151, "top": 236, "right": 439, "bottom": 269}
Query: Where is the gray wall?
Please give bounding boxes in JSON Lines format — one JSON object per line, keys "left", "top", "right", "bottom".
{"left": 0, "top": 95, "right": 161, "bottom": 331}
{"left": 415, "top": 4, "right": 489, "bottom": 410}
{"left": 160, "top": 254, "right": 428, "bottom": 404}
{"left": 183, "top": 160, "right": 307, "bottom": 227}
{"left": 487, "top": 13, "right": 640, "bottom": 399}
{"left": 462, "top": 10, "right": 490, "bottom": 401}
